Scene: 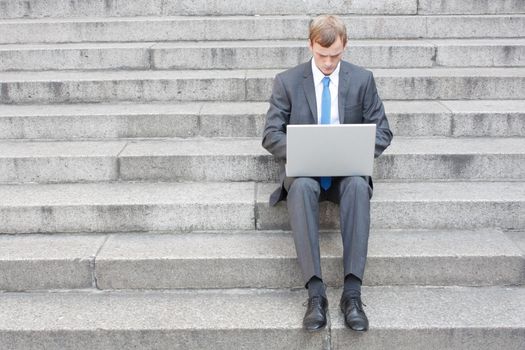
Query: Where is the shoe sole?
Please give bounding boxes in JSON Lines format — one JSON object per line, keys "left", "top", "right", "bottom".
{"left": 303, "top": 323, "right": 327, "bottom": 333}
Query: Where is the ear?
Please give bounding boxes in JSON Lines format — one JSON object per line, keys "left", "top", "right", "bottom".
{"left": 308, "top": 40, "right": 313, "bottom": 52}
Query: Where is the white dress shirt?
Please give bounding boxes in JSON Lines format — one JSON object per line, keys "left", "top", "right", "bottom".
{"left": 311, "top": 59, "right": 340, "bottom": 125}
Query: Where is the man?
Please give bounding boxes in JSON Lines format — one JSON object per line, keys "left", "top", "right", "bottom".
{"left": 262, "top": 15, "right": 393, "bottom": 332}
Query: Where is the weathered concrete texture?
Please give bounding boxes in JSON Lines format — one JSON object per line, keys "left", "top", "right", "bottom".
{"left": 0, "top": 69, "right": 247, "bottom": 103}
{"left": 0, "top": 141, "right": 125, "bottom": 183}
{"left": 151, "top": 40, "right": 435, "bottom": 69}
{"left": 0, "top": 0, "right": 163, "bottom": 18}
{"left": 256, "top": 182, "right": 525, "bottom": 230}
{"left": 119, "top": 138, "right": 280, "bottom": 182}
{"left": 0, "top": 16, "right": 311, "bottom": 44}
{"left": 0, "top": 234, "right": 105, "bottom": 291}
{"left": 377, "top": 137, "right": 525, "bottom": 180}
{"left": 163, "top": 0, "right": 418, "bottom": 16}
{"left": 2, "top": 39, "right": 524, "bottom": 72}
{"left": 1, "top": 100, "right": 523, "bottom": 140}
{"left": 0, "top": 289, "right": 327, "bottom": 350}
{"left": 418, "top": 0, "right": 525, "bottom": 14}
{"left": 1, "top": 68, "right": 524, "bottom": 103}
{"left": 506, "top": 231, "right": 525, "bottom": 255}
{"left": 0, "top": 15, "right": 523, "bottom": 44}
{"left": 330, "top": 286, "right": 525, "bottom": 350}
{"left": 199, "top": 102, "right": 267, "bottom": 137}
{"left": 118, "top": 137, "right": 525, "bottom": 181}
{"left": 369, "top": 67, "right": 525, "bottom": 100}
{"left": 434, "top": 39, "right": 525, "bottom": 67}
{"left": 440, "top": 100, "right": 525, "bottom": 137}
{"left": 0, "top": 287, "right": 523, "bottom": 350}
{"left": 244, "top": 67, "right": 525, "bottom": 101}
{"left": 0, "top": 43, "right": 153, "bottom": 71}
{"left": 424, "top": 15, "right": 525, "bottom": 38}
{"left": 0, "top": 0, "right": 417, "bottom": 18}
{"left": 94, "top": 229, "right": 524, "bottom": 290}
{"left": 0, "top": 182, "right": 255, "bottom": 233}
{"left": 0, "top": 103, "right": 203, "bottom": 139}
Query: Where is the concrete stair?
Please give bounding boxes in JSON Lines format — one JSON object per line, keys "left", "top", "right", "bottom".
{"left": 0, "top": 287, "right": 523, "bottom": 350}
{"left": 1, "top": 100, "right": 524, "bottom": 139}
{"left": 1, "top": 15, "right": 524, "bottom": 44}
{"left": 0, "top": 137, "right": 524, "bottom": 183}
{"left": 0, "top": 181, "right": 523, "bottom": 233}
{"left": 2, "top": 39, "right": 524, "bottom": 71}
{"left": 1, "top": 0, "right": 524, "bottom": 18}
{"left": 0, "top": 0, "right": 524, "bottom": 349}
{"left": 1, "top": 229, "right": 523, "bottom": 291}
{"left": 1, "top": 68, "right": 524, "bottom": 104}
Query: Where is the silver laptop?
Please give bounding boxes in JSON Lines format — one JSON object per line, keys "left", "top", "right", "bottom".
{"left": 286, "top": 124, "right": 376, "bottom": 177}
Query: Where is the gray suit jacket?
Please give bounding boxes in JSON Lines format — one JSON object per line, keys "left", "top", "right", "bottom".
{"left": 262, "top": 60, "right": 393, "bottom": 206}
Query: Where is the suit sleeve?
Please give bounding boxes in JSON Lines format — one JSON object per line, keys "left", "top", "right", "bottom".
{"left": 262, "top": 74, "right": 290, "bottom": 160}
{"left": 362, "top": 72, "right": 393, "bottom": 158}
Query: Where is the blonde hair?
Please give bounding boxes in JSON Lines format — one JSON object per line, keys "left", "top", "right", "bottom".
{"left": 309, "top": 15, "right": 348, "bottom": 47}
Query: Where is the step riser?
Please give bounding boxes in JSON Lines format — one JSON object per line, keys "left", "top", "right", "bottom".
{"left": 0, "top": 204, "right": 254, "bottom": 233}
{"left": 418, "top": 0, "right": 525, "bottom": 15}
{"left": 0, "top": 153, "right": 521, "bottom": 184}
{"left": 1, "top": 199, "right": 522, "bottom": 234}
{"left": 1, "top": 75, "right": 524, "bottom": 104}
{"left": 3, "top": 230, "right": 523, "bottom": 291}
{"left": 0, "top": 330, "right": 324, "bottom": 350}
{"left": 2, "top": 44, "right": 524, "bottom": 71}
{"left": 2, "top": 0, "right": 524, "bottom": 18}
{"left": 0, "top": 260, "right": 94, "bottom": 291}
{"left": 119, "top": 154, "right": 525, "bottom": 182}
{"left": 1, "top": 16, "right": 523, "bottom": 44}
{"left": 256, "top": 201, "right": 524, "bottom": 231}
{"left": 8, "top": 329, "right": 519, "bottom": 350}
{"left": 0, "top": 47, "right": 152, "bottom": 71}
{"left": 1, "top": 110, "right": 524, "bottom": 139}
{"left": 95, "top": 256, "right": 524, "bottom": 290}
{"left": 332, "top": 328, "right": 525, "bottom": 350}
{"left": 436, "top": 44, "right": 525, "bottom": 67}
{"left": 0, "top": 157, "right": 119, "bottom": 183}
{"left": 0, "top": 0, "right": 417, "bottom": 18}
{"left": 4, "top": 255, "right": 520, "bottom": 292}
{"left": 390, "top": 111, "right": 525, "bottom": 138}
{"left": 0, "top": 78, "right": 246, "bottom": 103}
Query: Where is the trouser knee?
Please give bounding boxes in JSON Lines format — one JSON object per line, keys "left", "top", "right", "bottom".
{"left": 288, "top": 177, "right": 321, "bottom": 197}
{"left": 339, "top": 176, "right": 371, "bottom": 199}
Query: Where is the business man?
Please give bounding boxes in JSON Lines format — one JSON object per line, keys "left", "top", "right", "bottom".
{"left": 262, "top": 15, "right": 393, "bottom": 332}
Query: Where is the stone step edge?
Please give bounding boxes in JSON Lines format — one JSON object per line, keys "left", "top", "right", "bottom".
{"left": 2, "top": 66, "right": 524, "bottom": 79}
{"left": 2, "top": 13, "right": 525, "bottom": 22}
{"left": 0, "top": 286, "right": 523, "bottom": 350}
{"left": 1, "top": 229, "right": 523, "bottom": 291}
{"left": 0, "top": 137, "right": 524, "bottom": 183}
{"left": 0, "top": 181, "right": 523, "bottom": 233}
{"left": 2, "top": 99, "right": 524, "bottom": 114}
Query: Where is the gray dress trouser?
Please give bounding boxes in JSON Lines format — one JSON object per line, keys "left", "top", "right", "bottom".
{"left": 285, "top": 176, "right": 373, "bottom": 286}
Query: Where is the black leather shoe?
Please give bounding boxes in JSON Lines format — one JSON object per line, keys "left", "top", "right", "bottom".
{"left": 303, "top": 296, "right": 328, "bottom": 332}
{"left": 340, "top": 296, "right": 369, "bottom": 332}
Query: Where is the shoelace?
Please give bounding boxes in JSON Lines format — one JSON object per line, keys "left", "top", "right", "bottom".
{"left": 303, "top": 296, "right": 324, "bottom": 307}
{"left": 349, "top": 297, "right": 367, "bottom": 311}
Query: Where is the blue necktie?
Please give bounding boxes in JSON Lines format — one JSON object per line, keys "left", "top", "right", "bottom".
{"left": 320, "top": 76, "right": 331, "bottom": 190}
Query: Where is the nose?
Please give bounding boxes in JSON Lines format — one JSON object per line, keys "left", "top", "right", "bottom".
{"left": 323, "top": 56, "right": 335, "bottom": 68}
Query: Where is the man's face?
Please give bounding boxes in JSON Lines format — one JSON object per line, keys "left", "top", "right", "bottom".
{"left": 309, "top": 36, "right": 346, "bottom": 76}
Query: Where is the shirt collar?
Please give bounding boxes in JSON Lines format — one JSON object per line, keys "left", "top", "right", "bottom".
{"left": 311, "top": 59, "right": 340, "bottom": 88}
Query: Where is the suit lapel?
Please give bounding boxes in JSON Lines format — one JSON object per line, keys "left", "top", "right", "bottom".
{"left": 338, "top": 62, "right": 350, "bottom": 124}
{"left": 303, "top": 61, "right": 318, "bottom": 123}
